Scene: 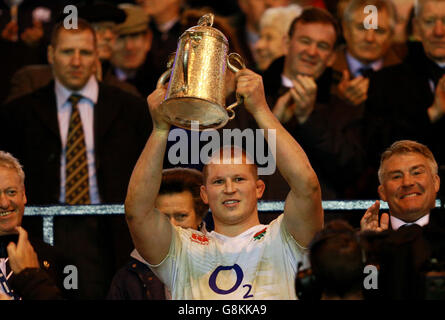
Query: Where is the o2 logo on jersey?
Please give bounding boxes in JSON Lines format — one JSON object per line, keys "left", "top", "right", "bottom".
{"left": 208, "top": 264, "right": 253, "bottom": 299}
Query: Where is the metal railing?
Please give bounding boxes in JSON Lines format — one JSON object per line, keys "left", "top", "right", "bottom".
{"left": 24, "top": 200, "right": 442, "bottom": 246}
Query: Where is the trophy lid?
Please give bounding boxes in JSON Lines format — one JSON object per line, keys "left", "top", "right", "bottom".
{"left": 181, "top": 13, "right": 228, "bottom": 45}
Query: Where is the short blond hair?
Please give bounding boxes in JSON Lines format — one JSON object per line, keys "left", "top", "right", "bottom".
{"left": 260, "top": 4, "right": 302, "bottom": 37}
{"left": 378, "top": 140, "right": 438, "bottom": 183}
{"left": 202, "top": 145, "right": 258, "bottom": 184}
{"left": 0, "top": 151, "right": 25, "bottom": 186}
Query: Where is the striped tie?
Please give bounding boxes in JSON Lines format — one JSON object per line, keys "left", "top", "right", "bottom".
{"left": 65, "top": 94, "right": 91, "bottom": 205}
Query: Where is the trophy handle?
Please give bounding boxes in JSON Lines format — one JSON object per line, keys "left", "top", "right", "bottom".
{"left": 156, "top": 54, "right": 176, "bottom": 89}
{"left": 157, "top": 68, "right": 172, "bottom": 89}
{"left": 226, "top": 53, "right": 246, "bottom": 120}
{"left": 182, "top": 38, "right": 191, "bottom": 93}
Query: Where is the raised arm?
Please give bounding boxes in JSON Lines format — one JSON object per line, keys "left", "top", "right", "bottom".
{"left": 125, "top": 87, "right": 172, "bottom": 265}
{"left": 235, "top": 69, "right": 323, "bottom": 247}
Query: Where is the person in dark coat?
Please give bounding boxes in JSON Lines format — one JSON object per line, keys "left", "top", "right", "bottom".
{"left": 360, "top": 140, "right": 442, "bottom": 232}
{"left": 359, "top": 141, "right": 445, "bottom": 299}
{"left": 362, "top": 0, "right": 445, "bottom": 199}
{"left": 0, "top": 151, "right": 71, "bottom": 300}
{"left": 0, "top": 19, "right": 152, "bottom": 299}
{"left": 332, "top": 0, "right": 401, "bottom": 107}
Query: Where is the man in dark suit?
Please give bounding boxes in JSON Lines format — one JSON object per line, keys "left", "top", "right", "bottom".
{"left": 361, "top": 140, "right": 441, "bottom": 231}
{"left": 0, "top": 151, "right": 69, "bottom": 300}
{"left": 363, "top": 0, "right": 445, "bottom": 199}
{"left": 359, "top": 140, "right": 445, "bottom": 299}
{"left": 333, "top": 0, "right": 401, "bottom": 107}
{"left": 0, "top": 19, "right": 152, "bottom": 299}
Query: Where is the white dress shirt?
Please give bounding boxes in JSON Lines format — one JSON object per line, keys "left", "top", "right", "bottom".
{"left": 346, "top": 52, "right": 383, "bottom": 78}
{"left": 281, "top": 74, "right": 294, "bottom": 88}
{"left": 390, "top": 214, "right": 430, "bottom": 231}
{"left": 55, "top": 75, "right": 101, "bottom": 204}
{"left": 0, "top": 258, "right": 12, "bottom": 295}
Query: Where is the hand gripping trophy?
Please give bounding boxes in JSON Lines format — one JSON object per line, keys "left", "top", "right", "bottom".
{"left": 157, "top": 13, "right": 245, "bottom": 131}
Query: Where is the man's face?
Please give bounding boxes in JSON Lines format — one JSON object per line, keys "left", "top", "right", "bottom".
{"left": 155, "top": 191, "right": 201, "bottom": 230}
{"left": 284, "top": 21, "right": 336, "bottom": 79}
{"left": 48, "top": 29, "right": 98, "bottom": 91}
{"left": 0, "top": 167, "right": 27, "bottom": 236}
{"left": 416, "top": 0, "right": 445, "bottom": 62}
{"left": 92, "top": 22, "right": 117, "bottom": 61}
{"left": 200, "top": 159, "right": 264, "bottom": 230}
{"left": 343, "top": 8, "right": 393, "bottom": 63}
{"left": 378, "top": 153, "right": 440, "bottom": 222}
{"left": 255, "top": 25, "right": 287, "bottom": 71}
{"left": 111, "top": 32, "right": 151, "bottom": 71}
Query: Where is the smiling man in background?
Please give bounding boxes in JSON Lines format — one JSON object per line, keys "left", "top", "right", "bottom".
{"left": 361, "top": 140, "right": 440, "bottom": 231}
{"left": 0, "top": 151, "right": 69, "bottom": 300}
{"left": 359, "top": 140, "right": 445, "bottom": 299}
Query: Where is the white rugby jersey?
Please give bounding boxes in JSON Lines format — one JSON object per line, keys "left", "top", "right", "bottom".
{"left": 148, "top": 214, "right": 308, "bottom": 300}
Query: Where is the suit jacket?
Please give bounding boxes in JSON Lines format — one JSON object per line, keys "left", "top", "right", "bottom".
{"left": 1, "top": 234, "right": 74, "bottom": 299}
{"left": 330, "top": 45, "right": 401, "bottom": 102}
{"left": 0, "top": 81, "right": 151, "bottom": 204}
{"left": 0, "top": 82, "right": 152, "bottom": 299}
{"left": 363, "top": 208, "right": 445, "bottom": 299}
{"left": 361, "top": 41, "right": 445, "bottom": 198}
{"left": 365, "top": 41, "right": 443, "bottom": 160}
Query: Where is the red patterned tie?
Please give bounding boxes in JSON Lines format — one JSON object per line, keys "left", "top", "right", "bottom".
{"left": 65, "top": 94, "right": 91, "bottom": 205}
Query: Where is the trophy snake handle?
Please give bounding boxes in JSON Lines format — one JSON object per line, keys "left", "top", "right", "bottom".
{"left": 226, "top": 53, "right": 246, "bottom": 120}
{"left": 157, "top": 68, "right": 172, "bottom": 89}
{"left": 182, "top": 38, "right": 191, "bottom": 93}
{"left": 156, "top": 52, "right": 176, "bottom": 89}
